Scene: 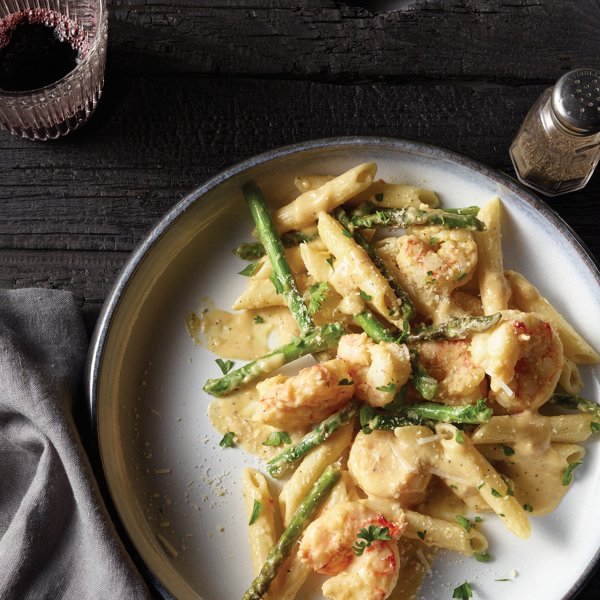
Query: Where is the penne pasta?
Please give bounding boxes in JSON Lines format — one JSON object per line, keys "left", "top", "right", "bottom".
{"left": 474, "top": 197, "right": 511, "bottom": 314}
{"left": 472, "top": 413, "right": 596, "bottom": 445}
{"left": 317, "top": 212, "right": 402, "bottom": 326}
{"left": 242, "top": 468, "right": 278, "bottom": 582}
{"left": 273, "top": 162, "right": 377, "bottom": 233}
{"left": 278, "top": 424, "right": 353, "bottom": 526}
{"left": 435, "top": 423, "right": 531, "bottom": 539}
{"left": 345, "top": 181, "right": 440, "bottom": 209}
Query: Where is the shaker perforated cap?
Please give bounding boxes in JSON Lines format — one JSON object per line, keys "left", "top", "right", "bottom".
{"left": 551, "top": 68, "right": 600, "bottom": 134}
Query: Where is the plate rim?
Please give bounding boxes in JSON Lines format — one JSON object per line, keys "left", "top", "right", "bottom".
{"left": 86, "top": 135, "right": 600, "bottom": 600}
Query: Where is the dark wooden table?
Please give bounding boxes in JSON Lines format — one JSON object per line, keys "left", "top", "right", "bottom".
{"left": 1, "top": 1, "right": 599, "bottom": 598}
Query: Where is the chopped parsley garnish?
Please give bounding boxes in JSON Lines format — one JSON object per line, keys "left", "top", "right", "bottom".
{"left": 376, "top": 383, "right": 397, "bottom": 393}
{"left": 490, "top": 487, "right": 502, "bottom": 497}
{"left": 430, "top": 236, "right": 439, "bottom": 246}
{"left": 502, "top": 444, "right": 515, "bottom": 456}
{"left": 426, "top": 270, "right": 437, "bottom": 284}
{"left": 359, "top": 290, "right": 373, "bottom": 302}
{"left": 249, "top": 500, "right": 262, "bottom": 525}
{"left": 562, "top": 461, "right": 583, "bottom": 486}
{"left": 308, "top": 282, "right": 330, "bottom": 315}
{"left": 216, "top": 358, "right": 234, "bottom": 375}
{"left": 326, "top": 255, "right": 335, "bottom": 269}
{"left": 452, "top": 581, "right": 473, "bottom": 599}
{"left": 477, "top": 482, "right": 485, "bottom": 490}
{"left": 523, "top": 503, "right": 534, "bottom": 512}
{"left": 341, "top": 227, "right": 353, "bottom": 237}
{"left": 474, "top": 516, "right": 483, "bottom": 522}
{"left": 591, "top": 421, "right": 600, "bottom": 433}
{"left": 473, "top": 551, "right": 491, "bottom": 562}
{"left": 238, "top": 261, "right": 260, "bottom": 277}
{"left": 219, "top": 431, "right": 236, "bottom": 448}
{"left": 263, "top": 431, "right": 292, "bottom": 447}
{"left": 456, "top": 272, "right": 468, "bottom": 281}
{"left": 455, "top": 429, "right": 464, "bottom": 444}
{"left": 338, "top": 378, "right": 354, "bottom": 386}
{"left": 352, "top": 525, "right": 392, "bottom": 556}
{"left": 455, "top": 515, "right": 472, "bottom": 532}
{"left": 374, "top": 192, "right": 384, "bottom": 202}
{"left": 495, "top": 578, "right": 512, "bottom": 582}
{"left": 253, "top": 315, "right": 264, "bottom": 324}
{"left": 417, "top": 530, "right": 427, "bottom": 541}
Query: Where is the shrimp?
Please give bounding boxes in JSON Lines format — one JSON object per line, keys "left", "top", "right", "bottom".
{"left": 391, "top": 226, "right": 478, "bottom": 323}
{"left": 337, "top": 333, "right": 411, "bottom": 407}
{"left": 348, "top": 427, "right": 437, "bottom": 505}
{"left": 470, "top": 310, "right": 564, "bottom": 411}
{"left": 298, "top": 501, "right": 405, "bottom": 600}
{"left": 416, "top": 339, "right": 487, "bottom": 405}
{"left": 255, "top": 358, "right": 353, "bottom": 427}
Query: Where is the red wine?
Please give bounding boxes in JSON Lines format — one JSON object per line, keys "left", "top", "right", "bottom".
{"left": 0, "top": 9, "right": 88, "bottom": 92}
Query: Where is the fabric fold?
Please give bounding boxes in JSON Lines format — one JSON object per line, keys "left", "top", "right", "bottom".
{"left": 0, "top": 289, "right": 151, "bottom": 600}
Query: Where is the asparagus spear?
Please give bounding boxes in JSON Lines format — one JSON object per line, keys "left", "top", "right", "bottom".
{"left": 405, "top": 397, "right": 492, "bottom": 424}
{"left": 549, "top": 393, "right": 600, "bottom": 418}
{"left": 267, "top": 401, "right": 360, "bottom": 478}
{"left": 408, "top": 313, "right": 502, "bottom": 342}
{"left": 350, "top": 206, "right": 485, "bottom": 231}
{"left": 242, "top": 465, "right": 341, "bottom": 600}
{"left": 353, "top": 310, "right": 402, "bottom": 343}
{"left": 360, "top": 398, "right": 492, "bottom": 434}
{"left": 233, "top": 231, "right": 317, "bottom": 260}
{"left": 244, "top": 182, "right": 315, "bottom": 336}
{"left": 203, "top": 322, "right": 344, "bottom": 397}
{"left": 332, "top": 207, "right": 415, "bottom": 323}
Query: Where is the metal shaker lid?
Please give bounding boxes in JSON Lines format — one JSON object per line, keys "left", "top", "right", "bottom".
{"left": 551, "top": 68, "right": 600, "bottom": 134}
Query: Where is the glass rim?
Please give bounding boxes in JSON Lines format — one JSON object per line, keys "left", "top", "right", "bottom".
{"left": 0, "top": 0, "right": 107, "bottom": 99}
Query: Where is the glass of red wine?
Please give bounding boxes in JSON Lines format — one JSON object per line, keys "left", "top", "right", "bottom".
{"left": 0, "top": 0, "right": 107, "bottom": 140}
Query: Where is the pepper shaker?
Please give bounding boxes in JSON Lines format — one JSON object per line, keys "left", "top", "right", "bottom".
{"left": 509, "top": 68, "right": 600, "bottom": 196}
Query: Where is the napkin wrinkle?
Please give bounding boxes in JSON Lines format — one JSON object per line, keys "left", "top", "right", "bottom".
{"left": 0, "top": 289, "right": 151, "bottom": 600}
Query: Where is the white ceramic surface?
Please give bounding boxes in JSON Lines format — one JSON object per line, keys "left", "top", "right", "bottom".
{"left": 88, "top": 137, "right": 600, "bottom": 600}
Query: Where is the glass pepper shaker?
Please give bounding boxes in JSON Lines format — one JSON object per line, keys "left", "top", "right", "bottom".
{"left": 509, "top": 68, "right": 600, "bottom": 196}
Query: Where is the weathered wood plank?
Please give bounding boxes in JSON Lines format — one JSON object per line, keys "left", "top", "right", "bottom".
{"left": 1, "top": 75, "right": 598, "bottom": 258}
{"left": 0, "top": 249, "right": 128, "bottom": 331}
{"left": 106, "top": 0, "right": 600, "bottom": 81}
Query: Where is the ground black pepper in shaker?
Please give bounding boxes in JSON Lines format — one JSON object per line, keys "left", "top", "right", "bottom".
{"left": 509, "top": 68, "right": 600, "bottom": 196}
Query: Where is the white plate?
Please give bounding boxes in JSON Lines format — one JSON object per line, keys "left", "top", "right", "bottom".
{"left": 88, "top": 137, "right": 600, "bottom": 600}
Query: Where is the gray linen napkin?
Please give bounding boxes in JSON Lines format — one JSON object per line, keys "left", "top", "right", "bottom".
{"left": 0, "top": 289, "right": 152, "bottom": 600}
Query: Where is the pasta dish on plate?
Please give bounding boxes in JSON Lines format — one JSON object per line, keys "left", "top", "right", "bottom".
{"left": 195, "top": 162, "right": 600, "bottom": 600}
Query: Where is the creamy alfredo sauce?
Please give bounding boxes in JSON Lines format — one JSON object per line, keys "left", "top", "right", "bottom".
{"left": 188, "top": 304, "right": 303, "bottom": 457}
{"left": 479, "top": 411, "right": 583, "bottom": 515}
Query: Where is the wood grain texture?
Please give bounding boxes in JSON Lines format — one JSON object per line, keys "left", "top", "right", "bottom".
{"left": 107, "top": 0, "right": 600, "bottom": 81}
{"left": 0, "top": 1, "right": 599, "bottom": 596}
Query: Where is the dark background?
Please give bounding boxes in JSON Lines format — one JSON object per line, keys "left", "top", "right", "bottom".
{"left": 1, "top": 0, "right": 599, "bottom": 597}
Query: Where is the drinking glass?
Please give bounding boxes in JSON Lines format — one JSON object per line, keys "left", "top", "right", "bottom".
{"left": 0, "top": 0, "right": 107, "bottom": 140}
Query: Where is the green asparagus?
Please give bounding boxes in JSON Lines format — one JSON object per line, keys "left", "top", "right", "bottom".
{"left": 267, "top": 401, "right": 360, "bottom": 478}
{"left": 353, "top": 310, "right": 402, "bottom": 343}
{"left": 203, "top": 322, "right": 344, "bottom": 397}
{"left": 410, "top": 349, "right": 438, "bottom": 400}
{"left": 233, "top": 231, "right": 317, "bottom": 260}
{"left": 350, "top": 206, "right": 485, "bottom": 231}
{"left": 244, "top": 182, "right": 315, "bottom": 336}
{"left": 549, "top": 393, "right": 600, "bottom": 418}
{"left": 241, "top": 465, "right": 341, "bottom": 600}
{"left": 360, "top": 398, "right": 492, "bottom": 434}
{"left": 408, "top": 313, "right": 502, "bottom": 342}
